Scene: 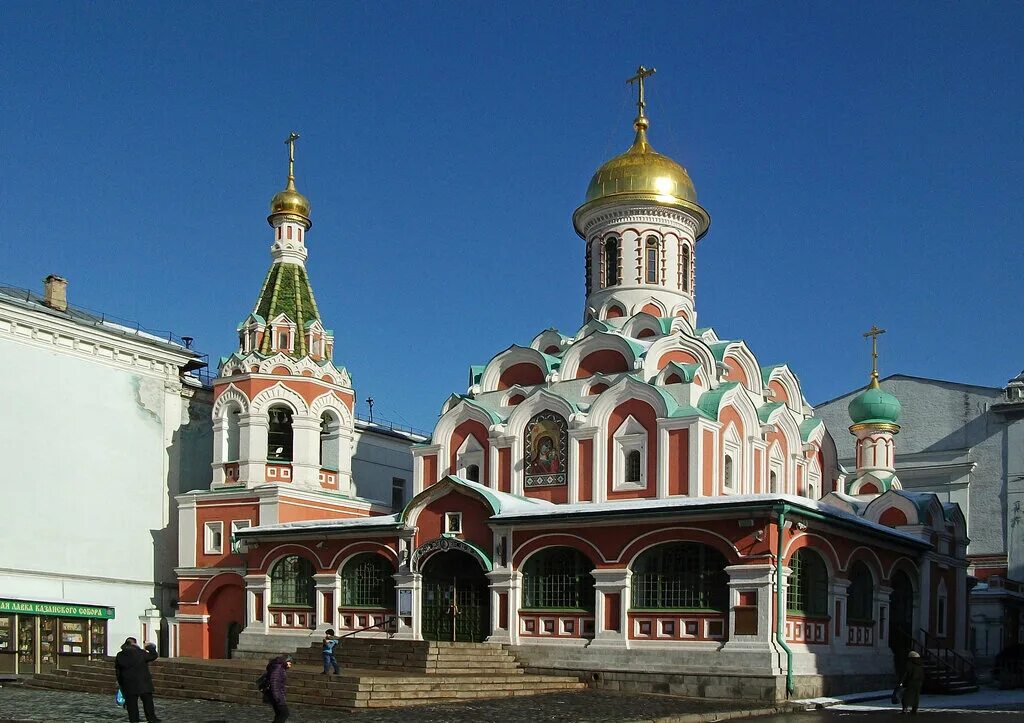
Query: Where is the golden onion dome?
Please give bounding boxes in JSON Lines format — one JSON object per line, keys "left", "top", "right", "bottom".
{"left": 584, "top": 117, "right": 698, "bottom": 206}
{"left": 270, "top": 180, "right": 311, "bottom": 220}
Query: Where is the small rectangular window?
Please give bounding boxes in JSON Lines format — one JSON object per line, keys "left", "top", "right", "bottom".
{"left": 204, "top": 521, "right": 224, "bottom": 555}
{"left": 391, "top": 477, "right": 406, "bottom": 511}
{"left": 230, "top": 520, "right": 251, "bottom": 553}
{"left": 445, "top": 512, "right": 462, "bottom": 534}
{"left": 287, "top": 226, "right": 293, "bottom": 240}
{"left": 646, "top": 247, "right": 658, "bottom": 283}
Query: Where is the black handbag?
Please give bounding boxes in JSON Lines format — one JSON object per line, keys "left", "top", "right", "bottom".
{"left": 891, "top": 685, "right": 903, "bottom": 704}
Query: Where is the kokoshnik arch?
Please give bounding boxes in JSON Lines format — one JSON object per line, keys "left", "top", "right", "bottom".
{"left": 174, "top": 68, "right": 970, "bottom": 701}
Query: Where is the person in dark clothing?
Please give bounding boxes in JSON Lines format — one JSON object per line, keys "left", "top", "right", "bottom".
{"left": 263, "top": 655, "right": 293, "bottom": 722}
{"left": 899, "top": 650, "right": 925, "bottom": 714}
{"left": 114, "top": 637, "right": 160, "bottom": 723}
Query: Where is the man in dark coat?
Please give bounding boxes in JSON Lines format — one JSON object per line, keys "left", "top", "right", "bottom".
{"left": 900, "top": 650, "right": 925, "bottom": 714}
{"left": 263, "top": 655, "right": 293, "bottom": 722}
{"left": 114, "top": 637, "right": 160, "bottom": 723}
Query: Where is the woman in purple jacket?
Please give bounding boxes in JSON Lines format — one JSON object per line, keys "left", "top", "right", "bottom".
{"left": 262, "top": 655, "right": 293, "bottom": 722}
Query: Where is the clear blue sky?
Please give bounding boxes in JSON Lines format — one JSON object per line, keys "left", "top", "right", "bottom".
{"left": 2, "top": 2, "right": 1021, "bottom": 431}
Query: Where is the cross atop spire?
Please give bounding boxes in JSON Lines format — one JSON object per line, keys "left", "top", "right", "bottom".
{"left": 626, "top": 66, "right": 656, "bottom": 131}
{"left": 862, "top": 325, "right": 886, "bottom": 388}
{"left": 285, "top": 131, "right": 300, "bottom": 190}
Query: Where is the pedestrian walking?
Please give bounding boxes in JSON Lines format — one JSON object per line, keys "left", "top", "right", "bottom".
{"left": 322, "top": 628, "right": 340, "bottom": 675}
{"left": 262, "top": 654, "right": 293, "bottom": 722}
{"left": 113, "top": 637, "right": 160, "bottom": 723}
{"left": 899, "top": 650, "right": 925, "bottom": 714}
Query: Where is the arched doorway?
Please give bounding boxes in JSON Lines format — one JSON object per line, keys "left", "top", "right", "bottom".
{"left": 420, "top": 550, "right": 489, "bottom": 642}
{"left": 205, "top": 577, "right": 244, "bottom": 659}
{"left": 890, "top": 569, "right": 915, "bottom": 674}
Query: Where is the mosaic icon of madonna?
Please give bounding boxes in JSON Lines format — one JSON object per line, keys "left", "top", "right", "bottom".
{"left": 524, "top": 411, "right": 568, "bottom": 487}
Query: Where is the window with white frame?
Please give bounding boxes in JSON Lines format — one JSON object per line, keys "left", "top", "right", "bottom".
{"left": 807, "top": 458, "right": 822, "bottom": 500}
{"left": 230, "top": 520, "right": 251, "bottom": 553}
{"left": 722, "top": 424, "right": 741, "bottom": 493}
{"left": 768, "top": 444, "right": 784, "bottom": 494}
{"left": 204, "top": 521, "right": 224, "bottom": 555}
{"left": 456, "top": 434, "right": 484, "bottom": 481}
{"left": 445, "top": 512, "right": 463, "bottom": 535}
{"left": 613, "top": 416, "right": 648, "bottom": 490}
{"left": 645, "top": 236, "right": 659, "bottom": 284}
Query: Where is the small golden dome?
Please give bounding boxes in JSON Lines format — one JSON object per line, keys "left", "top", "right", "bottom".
{"left": 270, "top": 180, "right": 311, "bottom": 220}
{"left": 585, "top": 120, "right": 697, "bottom": 206}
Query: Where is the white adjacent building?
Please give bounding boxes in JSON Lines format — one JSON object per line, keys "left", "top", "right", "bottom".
{"left": 0, "top": 276, "right": 213, "bottom": 673}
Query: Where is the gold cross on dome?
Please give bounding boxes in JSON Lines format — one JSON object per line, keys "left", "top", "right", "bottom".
{"left": 626, "top": 66, "right": 657, "bottom": 119}
{"left": 285, "top": 132, "right": 300, "bottom": 183}
{"left": 862, "top": 325, "right": 886, "bottom": 387}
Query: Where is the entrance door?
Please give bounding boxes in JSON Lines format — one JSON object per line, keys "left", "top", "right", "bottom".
{"left": 421, "top": 550, "right": 489, "bottom": 642}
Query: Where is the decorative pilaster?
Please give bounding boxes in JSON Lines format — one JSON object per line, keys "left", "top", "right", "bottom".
{"left": 313, "top": 573, "right": 339, "bottom": 632}
{"left": 486, "top": 569, "right": 521, "bottom": 645}
{"left": 722, "top": 564, "right": 775, "bottom": 651}
{"left": 829, "top": 578, "right": 851, "bottom": 653}
{"left": 392, "top": 572, "right": 421, "bottom": 640}
{"left": 238, "top": 413, "right": 268, "bottom": 485}
{"left": 244, "top": 574, "right": 270, "bottom": 634}
{"left": 589, "top": 568, "right": 631, "bottom": 648}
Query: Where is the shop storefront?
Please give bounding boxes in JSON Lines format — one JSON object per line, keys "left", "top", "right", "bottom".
{"left": 0, "top": 598, "right": 114, "bottom": 674}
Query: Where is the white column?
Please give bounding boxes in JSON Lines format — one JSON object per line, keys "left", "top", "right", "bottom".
{"left": 239, "top": 413, "right": 268, "bottom": 485}
{"left": 486, "top": 569, "right": 521, "bottom": 645}
{"left": 875, "top": 584, "right": 893, "bottom": 651}
{"left": 392, "top": 572, "right": 422, "bottom": 640}
{"left": 918, "top": 559, "right": 931, "bottom": 642}
{"left": 829, "top": 578, "right": 851, "bottom": 653}
{"left": 211, "top": 416, "right": 228, "bottom": 486}
{"left": 954, "top": 561, "right": 968, "bottom": 654}
{"left": 290, "top": 414, "right": 322, "bottom": 488}
{"left": 244, "top": 574, "right": 270, "bottom": 634}
{"left": 721, "top": 564, "right": 775, "bottom": 651}
{"left": 336, "top": 429, "right": 354, "bottom": 496}
{"left": 314, "top": 573, "right": 338, "bottom": 632}
{"left": 589, "top": 568, "right": 631, "bottom": 649}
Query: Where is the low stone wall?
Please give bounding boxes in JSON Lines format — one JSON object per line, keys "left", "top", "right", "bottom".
{"left": 511, "top": 644, "right": 894, "bottom": 702}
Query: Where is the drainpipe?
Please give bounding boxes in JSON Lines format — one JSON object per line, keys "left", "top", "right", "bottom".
{"left": 774, "top": 503, "right": 795, "bottom": 697}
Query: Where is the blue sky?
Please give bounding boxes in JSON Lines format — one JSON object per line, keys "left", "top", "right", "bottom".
{"left": 2, "top": 2, "right": 1021, "bottom": 432}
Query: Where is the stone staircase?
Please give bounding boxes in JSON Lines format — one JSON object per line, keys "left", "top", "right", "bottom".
{"left": 24, "top": 641, "right": 585, "bottom": 708}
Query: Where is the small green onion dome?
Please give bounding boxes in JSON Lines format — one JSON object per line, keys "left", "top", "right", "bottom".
{"left": 848, "top": 384, "right": 902, "bottom": 425}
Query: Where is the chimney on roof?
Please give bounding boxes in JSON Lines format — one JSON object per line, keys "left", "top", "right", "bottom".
{"left": 43, "top": 275, "right": 68, "bottom": 312}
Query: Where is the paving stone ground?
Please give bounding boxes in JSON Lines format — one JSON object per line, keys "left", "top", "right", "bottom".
{"left": 0, "top": 685, "right": 778, "bottom": 723}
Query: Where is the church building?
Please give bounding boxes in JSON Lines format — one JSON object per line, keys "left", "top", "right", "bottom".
{"left": 176, "top": 69, "right": 972, "bottom": 700}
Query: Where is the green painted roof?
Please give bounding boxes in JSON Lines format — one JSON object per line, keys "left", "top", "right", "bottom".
{"left": 761, "top": 364, "right": 785, "bottom": 385}
{"left": 252, "top": 262, "right": 323, "bottom": 358}
{"left": 662, "top": 362, "right": 702, "bottom": 383}
{"left": 697, "top": 382, "right": 740, "bottom": 419}
{"left": 848, "top": 384, "right": 901, "bottom": 425}
{"left": 469, "top": 365, "right": 485, "bottom": 385}
{"left": 799, "top": 417, "right": 823, "bottom": 442}
{"left": 758, "top": 401, "right": 786, "bottom": 423}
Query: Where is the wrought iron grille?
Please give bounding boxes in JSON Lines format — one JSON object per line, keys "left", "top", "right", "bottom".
{"left": 522, "top": 548, "right": 595, "bottom": 610}
{"left": 341, "top": 554, "right": 395, "bottom": 607}
{"left": 847, "top": 561, "right": 875, "bottom": 623}
{"left": 787, "top": 548, "right": 828, "bottom": 616}
{"left": 270, "top": 555, "right": 315, "bottom": 606}
{"left": 631, "top": 542, "right": 728, "bottom": 610}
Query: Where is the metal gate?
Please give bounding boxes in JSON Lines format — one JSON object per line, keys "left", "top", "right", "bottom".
{"left": 420, "top": 551, "right": 489, "bottom": 642}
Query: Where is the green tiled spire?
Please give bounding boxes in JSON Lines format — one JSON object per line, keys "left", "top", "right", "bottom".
{"left": 252, "top": 262, "right": 322, "bottom": 358}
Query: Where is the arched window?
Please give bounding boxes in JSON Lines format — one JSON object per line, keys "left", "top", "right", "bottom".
{"left": 787, "top": 548, "right": 828, "bottom": 616}
{"left": 341, "top": 553, "right": 395, "bottom": 608}
{"left": 681, "top": 244, "right": 691, "bottom": 292}
{"left": 626, "top": 450, "right": 642, "bottom": 483}
{"left": 466, "top": 464, "right": 480, "bottom": 483}
{"left": 522, "top": 547, "right": 595, "bottom": 611}
{"left": 769, "top": 470, "right": 779, "bottom": 494}
{"left": 225, "top": 405, "right": 241, "bottom": 462}
{"left": 267, "top": 406, "right": 294, "bottom": 461}
{"left": 319, "top": 411, "right": 341, "bottom": 470}
{"left": 604, "top": 237, "right": 620, "bottom": 287}
{"left": 632, "top": 542, "right": 728, "bottom": 610}
{"left": 270, "top": 555, "right": 315, "bottom": 607}
{"left": 724, "top": 455, "right": 734, "bottom": 489}
{"left": 847, "top": 561, "right": 875, "bottom": 623}
{"left": 646, "top": 237, "right": 659, "bottom": 284}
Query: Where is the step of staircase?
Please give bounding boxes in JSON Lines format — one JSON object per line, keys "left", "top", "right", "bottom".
{"left": 23, "top": 647, "right": 586, "bottom": 709}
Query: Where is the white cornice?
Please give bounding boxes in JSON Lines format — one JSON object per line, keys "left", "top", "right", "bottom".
{"left": 0, "top": 298, "right": 196, "bottom": 378}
